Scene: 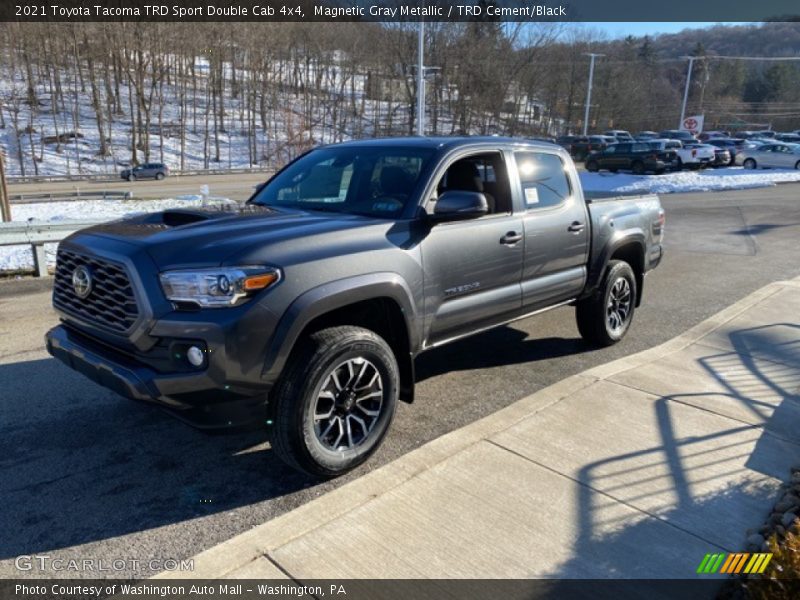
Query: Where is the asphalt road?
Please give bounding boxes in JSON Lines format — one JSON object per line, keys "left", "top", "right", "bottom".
{"left": 8, "top": 172, "right": 273, "bottom": 202}
{"left": 1, "top": 185, "right": 799, "bottom": 579}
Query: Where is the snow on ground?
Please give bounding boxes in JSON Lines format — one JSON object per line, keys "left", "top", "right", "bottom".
{"left": 580, "top": 166, "right": 800, "bottom": 195}
{"left": 0, "top": 196, "right": 218, "bottom": 272}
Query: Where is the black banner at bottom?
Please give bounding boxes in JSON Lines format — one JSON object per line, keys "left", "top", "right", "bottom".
{"left": 2, "top": 579, "right": 798, "bottom": 600}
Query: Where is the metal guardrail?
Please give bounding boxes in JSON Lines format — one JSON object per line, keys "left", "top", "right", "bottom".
{"left": 0, "top": 219, "right": 105, "bottom": 277}
{"left": 6, "top": 166, "right": 273, "bottom": 185}
{"left": 10, "top": 190, "right": 133, "bottom": 204}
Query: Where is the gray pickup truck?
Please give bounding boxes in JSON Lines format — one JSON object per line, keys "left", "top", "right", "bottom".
{"left": 46, "top": 137, "right": 664, "bottom": 476}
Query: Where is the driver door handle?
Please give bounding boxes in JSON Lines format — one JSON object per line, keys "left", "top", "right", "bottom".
{"left": 500, "top": 231, "right": 523, "bottom": 245}
{"left": 568, "top": 221, "right": 586, "bottom": 233}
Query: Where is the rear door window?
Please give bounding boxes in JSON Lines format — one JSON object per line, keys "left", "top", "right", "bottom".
{"left": 515, "top": 152, "right": 571, "bottom": 210}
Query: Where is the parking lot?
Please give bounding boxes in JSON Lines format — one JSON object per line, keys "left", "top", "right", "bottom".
{"left": 1, "top": 184, "right": 799, "bottom": 578}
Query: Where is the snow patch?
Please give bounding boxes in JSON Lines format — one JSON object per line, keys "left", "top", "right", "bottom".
{"left": 580, "top": 167, "right": 800, "bottom": 195}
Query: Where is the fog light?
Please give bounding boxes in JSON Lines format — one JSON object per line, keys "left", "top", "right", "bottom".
{"left": 187, "top": 345, "right": 205, "bottom": 367}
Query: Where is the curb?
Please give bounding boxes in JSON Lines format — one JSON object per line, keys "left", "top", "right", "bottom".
{"left": 156, "top": 276, "right": 800, "bottom": 580}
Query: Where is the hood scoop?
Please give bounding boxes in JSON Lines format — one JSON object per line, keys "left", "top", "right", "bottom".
{"left": 140, "top": 204, "right": 277, "bottom": 228}
{"left": 158, "top": 209, "right": 214, "bottom": 227}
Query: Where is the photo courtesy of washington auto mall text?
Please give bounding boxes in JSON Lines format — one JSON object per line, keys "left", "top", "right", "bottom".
{"left": 2, "top": 0, "right": 800, "bottom": 599}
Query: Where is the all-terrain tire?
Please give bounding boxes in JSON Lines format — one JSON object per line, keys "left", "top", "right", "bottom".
{"left": 576, "top": 260, "right": 637, "bottom": 347}
{"left": 268, "top": 326, "right": 399, "bottom": 478}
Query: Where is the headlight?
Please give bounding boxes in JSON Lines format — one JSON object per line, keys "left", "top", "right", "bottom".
{"left": 159, "top": 266, "right": 280, "bottom": 308}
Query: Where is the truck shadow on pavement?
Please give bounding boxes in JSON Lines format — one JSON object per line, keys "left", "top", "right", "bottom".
{"left": 0, "top": 356, "right": 317, "bottom": 561}
{"left": 415, "top": 326, "right": 591, "bottom": 382}
{"left": 547, "top": 322, "right": 800, "bottom": 581}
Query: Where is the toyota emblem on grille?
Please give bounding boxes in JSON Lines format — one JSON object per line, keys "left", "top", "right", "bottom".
{"left": 71, "top": 265, "right": 93, "bottom": 299}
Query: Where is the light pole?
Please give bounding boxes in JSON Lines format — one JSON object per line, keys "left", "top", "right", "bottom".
{"left": 583, "top": 53, "right": 604, "bottom": 136}
{"left": 416, "top": 21, "right": 425, "bottom": 136}
{"left": 679, "top": 56, "right": 697, "bottom": 128}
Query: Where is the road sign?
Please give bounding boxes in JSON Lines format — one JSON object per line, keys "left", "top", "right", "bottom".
{"left": 681, "top": 115, "right": 704, "bottom": 135}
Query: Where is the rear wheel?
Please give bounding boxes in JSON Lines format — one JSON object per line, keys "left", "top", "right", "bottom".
{"left": 632, "top": 161, "right": 645, "bottom": 175}
{"left": 795, "top": 160, "right": 800, "bottom": 170}
{"left": 585, "top": 160, "right": 599, "bottom": 173}
{"left": 127, "top": 173, "right": 136, "bottom": 182}
{"left": 268, "top": 326, "right": 399, "bottom": 478}
{"left": 576, "top": 260, "right": 636, "bottom": 347}
{"left": 155, "top": 172, "right": 165, "bottom": 180}
{"left": 744, "top": 158, "right": 757, "bottom": 169}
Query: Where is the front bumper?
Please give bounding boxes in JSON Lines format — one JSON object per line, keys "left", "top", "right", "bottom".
{"left": 46, "top": 325, "right": 268, "bottom": 428}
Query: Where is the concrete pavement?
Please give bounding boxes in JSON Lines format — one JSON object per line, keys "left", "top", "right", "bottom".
{"left": 162, "top": 277, "right": 800, "bottom": 580}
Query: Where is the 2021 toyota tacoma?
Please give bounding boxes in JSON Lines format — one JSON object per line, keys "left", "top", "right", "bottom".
{"left": 46, "top": 137, "right": 664, "bottom": 477}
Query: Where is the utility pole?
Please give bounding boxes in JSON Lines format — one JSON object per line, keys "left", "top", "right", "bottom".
{"left": 416, "top": 21, "right": 425, "bottom": 136}
{"left": 0, "top": 150, "right": 10, "bottom": 222}
{"left": 582, "top": 53, "right": 604, "bottom": 136}
{"left": 679, "top": 56, "right": 697, "bottom": 128}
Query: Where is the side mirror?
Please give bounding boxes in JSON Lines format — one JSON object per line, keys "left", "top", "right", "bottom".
{"left": 431, "top": 191, "right": 488, "bottom": 221}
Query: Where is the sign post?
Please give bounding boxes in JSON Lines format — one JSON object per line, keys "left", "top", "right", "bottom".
{"left": 0, "top": 151, "right": 10, "bottom": 222}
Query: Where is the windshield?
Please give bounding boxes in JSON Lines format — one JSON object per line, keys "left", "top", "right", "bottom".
{"left": 250, "top": 145, "right": 435, "bottom": 218}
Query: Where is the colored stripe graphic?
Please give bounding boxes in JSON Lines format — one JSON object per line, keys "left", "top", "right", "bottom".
{"left": 696, "top": 554, "right": 712, "bottom": 574}
{"left": 698, "top": 552, "right": 773, "bottom": 575}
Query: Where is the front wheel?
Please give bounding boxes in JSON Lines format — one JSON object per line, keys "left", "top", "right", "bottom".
{"left": 795, "top": 160, "right": 800, "bottom": 170}
{"left": 576, "top": 260, "right": 637, "bottom": 347}
{"left": 268, "top": 326, "right": 399, "bottom": 478}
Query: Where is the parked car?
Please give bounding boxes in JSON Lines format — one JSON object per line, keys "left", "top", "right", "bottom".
{"left": 658, "top": 129, "right": 697, "bottom": 143}
{"left": 570, "top": 135, "right": 616, "bottom": 160}
{"left": 603, "top": 130, "right": 634, "bottom": 142}
{"left": 737, "top": 130, "right": 773, "bottom": 141}
{"left": 647, "top": 139, "right": 709, "bottom": 170}
{"left": 698, "top": 131, "right": 730, "bottom": 142}
{"left": 45, "top": 136, "right": 664, "bottom": 476}
{"left": 556, "top": 135, "right": 589, "bottom": 157}
{"left": 739, "top": 142, "right": 800, "bottom": 169}
{"left": 635, "top": 131, "right": 659, "bottom": 141}
{"left": 120, "top": 163, "right": 169, "bottom": 181}
{"left": 775, "top": 133, "right": 800, "bottom": 144}
{"left": 707, "top": 138, "right": 745, "bottom": 166}
{"left": 709, "top": 146, "right": 731, "bottom": 167}
{"left": 585, "top": 141, "right": 672, "bottom": 174}
{"left": 681, "top": 142, "right": 716, "bottom": 169}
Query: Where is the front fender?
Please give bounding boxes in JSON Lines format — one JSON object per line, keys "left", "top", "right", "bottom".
{"left": 260, "top": 272, "right": 419, "bottom": 383}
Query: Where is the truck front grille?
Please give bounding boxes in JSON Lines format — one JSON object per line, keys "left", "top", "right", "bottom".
{"left": 53, "top": 249, "right": 139, "bottom": 333}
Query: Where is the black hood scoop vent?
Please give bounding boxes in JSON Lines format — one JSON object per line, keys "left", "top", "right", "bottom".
{"left": 159, "top": 209, "right": 214, "bottom": 227}
{"left": 138, "top": 204, "right": 278, "bottom": 228}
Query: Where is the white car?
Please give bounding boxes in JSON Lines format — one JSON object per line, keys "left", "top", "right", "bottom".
{"left": 647, "top": 139, "right": 712, "bottom": 170}
{"left": 739, "top": 143, "right": 800, "bottom": 169}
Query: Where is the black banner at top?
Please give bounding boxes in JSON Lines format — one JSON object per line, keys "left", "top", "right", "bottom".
{"left": 2, "top": 0, "right": 800, "bottom": 22}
